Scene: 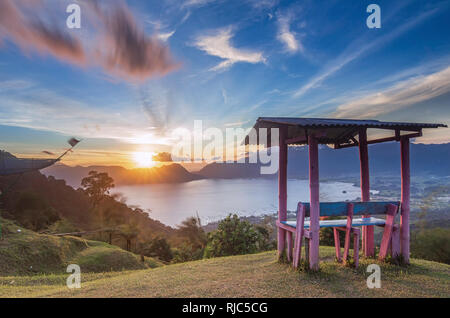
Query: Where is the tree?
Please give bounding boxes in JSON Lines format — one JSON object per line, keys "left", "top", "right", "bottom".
{"left": 117, "top": 223, "right": 139, "bottom": 251}
{"left": 204, "top": 214, "right": 263, "bottom": 258}
{"left": 14, "top": 192, "right": 60, "bottom": 231}
{"left": 81, "top": 171, "right": 115, "bottom": 206}
{"left": 177, "top": 215, "right": 207, "bottom": 250}
{"left": 139, "top": 237, "right": 173, "bottom": 262}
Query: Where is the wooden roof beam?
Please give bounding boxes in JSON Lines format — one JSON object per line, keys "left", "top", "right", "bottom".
{"left": 334, "top": 130, "right": 422, "bottom": 149}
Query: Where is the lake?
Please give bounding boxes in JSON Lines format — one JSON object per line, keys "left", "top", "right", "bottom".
{"left": 113, "top": 178, "right": 377, "bottom": 227}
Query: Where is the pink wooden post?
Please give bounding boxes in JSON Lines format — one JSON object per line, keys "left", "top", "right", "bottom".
{"left": 379, "top": 204, "right": 398, "bottom": 260}
{"left": 277, "top": 126, "right": 288, "bottom": 259}
{"left": 293, "top": 203, "right": 305, "bottom": 269}
{"left": 359, "top": 129, "right": 374, "bottom": 257}
{"left": 333, "top": 228, "right": 341, "bottom": 262}
{"left": 353, "top": 228, "right": 360, "bottom": 267}
{"left": 400, "top": 137, "right": 410, "bottom": 263}
{"left": 391, "top": 225, "right": 400, "bottom": 258}
{"left": 343, "top": 203, "right": 354, "bottom": 263}
{"left": 308, "top": 135, "right": 320, "bottom": 271}
{"left": 286, "top": 231, "right": 293, "bottom": 261}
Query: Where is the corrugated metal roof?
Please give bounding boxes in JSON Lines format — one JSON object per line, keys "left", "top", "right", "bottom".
{"left": 255, "top": 117, "right": 447, "bottom": 129}
{"left": 245, "top": 117, "right": 447, "bottom": 146}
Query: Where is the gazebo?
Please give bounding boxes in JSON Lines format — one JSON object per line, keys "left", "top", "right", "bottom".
{"left": 246, "top": 118, "right": 447, "bottom": 271}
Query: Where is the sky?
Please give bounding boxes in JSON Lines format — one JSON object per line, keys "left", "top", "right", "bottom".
{"left": 0, "top": 0, "right": 449, "bottom": 168}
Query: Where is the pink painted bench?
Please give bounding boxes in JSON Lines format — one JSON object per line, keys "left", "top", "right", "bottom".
{"left": 276, "top": 201, "right": 400, "bottom": 269}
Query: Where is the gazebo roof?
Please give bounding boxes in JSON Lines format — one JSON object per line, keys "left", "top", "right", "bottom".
{"left": 245, "top": 117, "right": 447, "bottom": 148}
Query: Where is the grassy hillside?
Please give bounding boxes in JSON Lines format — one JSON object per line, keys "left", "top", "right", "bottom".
{"left": 1, "top": 247, "right": 448, "bottom": 298}
{"left": 0, "top": 218, "right": 162, "bottom": 276}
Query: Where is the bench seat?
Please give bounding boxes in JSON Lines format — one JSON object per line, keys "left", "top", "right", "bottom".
{"left": 281, "top": 217, "right": 386, "bottom": 229}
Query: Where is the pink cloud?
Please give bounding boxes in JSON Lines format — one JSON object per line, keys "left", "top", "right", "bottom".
{"left": 0, "top": 0, "right": 85, "bottom": 65}
{"left": 0, "top": 0, "right": 178, "bottom": 81}
{"left": 90, "top": 3, "right": 179, "bottom": 80}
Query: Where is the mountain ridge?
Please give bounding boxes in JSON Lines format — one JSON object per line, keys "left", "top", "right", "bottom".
{"left": 41, "top": 142, "right": 450, "bottom": 186}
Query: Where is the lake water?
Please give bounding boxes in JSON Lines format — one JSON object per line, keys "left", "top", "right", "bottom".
{"left": 113, "top": 179, "right": 375, "bottom": 227}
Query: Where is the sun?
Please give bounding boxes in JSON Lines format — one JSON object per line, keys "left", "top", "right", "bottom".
{"left": 132, "top": 152, "right": 156, "bottom": 168}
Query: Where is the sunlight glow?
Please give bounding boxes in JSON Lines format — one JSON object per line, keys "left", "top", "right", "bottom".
{"left": 133, "top": 152, "right": 156, "bottom": 168}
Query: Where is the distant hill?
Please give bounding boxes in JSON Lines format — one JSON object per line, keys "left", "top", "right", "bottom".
{"left": 198, "top": 142, "right": 450, "bottom": 179}
{"left": 40, "top": 143, "right": 450, "bottom": 187}
{"left": 43, "top": 163, "right": 202, "bottom": 188}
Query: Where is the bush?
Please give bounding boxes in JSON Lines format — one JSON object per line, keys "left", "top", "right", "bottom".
{"left": 139, "top": 237, "right": 173, "bottom": 262}
{"left": 204, "top": 214, "right": 264, "bottom": 258}
{"left": 48, "top": 219, "right": 80, "bottom": 234}
{"left": 254, "top": 224, "right": 276, "bottom": 251}
{"left": 411, "top": 228, "right": 450, "bottom": 264}
{"left": 172, "top": 243, "right": 204, "bottom": 263}
{"left": 320, "top": 226, "right": 346, "bottom": 247}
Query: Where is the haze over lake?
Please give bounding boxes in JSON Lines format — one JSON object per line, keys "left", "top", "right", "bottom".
{"left": 113, "top": 179, "right": 376, "bottom": 226}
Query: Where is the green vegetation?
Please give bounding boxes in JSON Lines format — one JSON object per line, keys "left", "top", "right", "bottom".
{"left": 138, "top": 237, "right": 173, "bottom": 263}
{"left": 0, "top": 170, "right": 176, "bottom": 264}
{"left": 81, "top": 170, "right": 115, "bottom": 207}
{"left": 411, "top": 228, "right": 450, "bottom": 264}
{"left": 0, "top": 247, "right": 448, "bottom": 298}
{"left": 0, "top": 218, "right": 162, "bottom": 276}
{"left": 12, "top": 191, "right": 60, "bottom": 232}
{"left": 204, "top": 214, "right": 272, "bottom": 258}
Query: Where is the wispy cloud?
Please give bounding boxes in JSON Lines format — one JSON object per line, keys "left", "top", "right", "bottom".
{"left": 0, "top": 0, "right": 179, "bottom": 81}
{"left": 193, "top": 27, "right": 266, "bottom": 71}
{"left": 157, "top": 30, "right": 176, "bottom": 42}
{"left": 248, "top": 0, "right": 279, "bottom": 9}
{"left": 224, "top": 120, "right": 250, "bottom": 127}
{"left": 277, "top": 12, "right": 303, "bottom": 54}
{"left": 333, "top": 66, "right": 450, "bottom": 118}
{"left": 182, "top": 0, "right": 216, "bottom": 9}
{"left": 293, "top": 7, "right": 439, "bottom": 99}
{"left": 0, "top": 81, "right": 176, "bottom": 145}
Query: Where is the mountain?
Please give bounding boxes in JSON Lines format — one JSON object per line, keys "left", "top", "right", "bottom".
{"left": 41, "top": 143, "right": 450, "bottom": 187}
{"left": 42, "top": 163, "right": 202, "bottom": 188}
{"left": 198, "top": 142, "right": 450, "bottom": 179}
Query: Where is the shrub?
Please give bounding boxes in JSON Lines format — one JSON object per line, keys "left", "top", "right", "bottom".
{"left": 48, "top": 219, "right": 80, "bottom": 234}
{"left": 411, "top": 228, "right": 450, "bottom": 264}
{"left": 177, "top": 216, "right": 207, "bottom": 250}
{"left": 139, "top": 237, "right": 173, "bottom": 262}
{"left": 320, "top": 226, "right": 346, "bottom": 247}
{"left": 172, "top": 243, "right": 204, "bottom": 263}
{"left": 203, "top": 214, "right": 264, "bottom": 258}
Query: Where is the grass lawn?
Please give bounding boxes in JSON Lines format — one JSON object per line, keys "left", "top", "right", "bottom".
{"left": 1, "top": 247, "right": 449, "bottom": 298}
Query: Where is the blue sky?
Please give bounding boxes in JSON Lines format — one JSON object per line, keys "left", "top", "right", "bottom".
{"left": 0, "top": 0, "right": 449, "bottom": 166}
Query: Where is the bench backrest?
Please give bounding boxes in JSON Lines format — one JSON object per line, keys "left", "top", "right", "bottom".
{"left": 302, "top": 201, "right": 400, "bottom": 217}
